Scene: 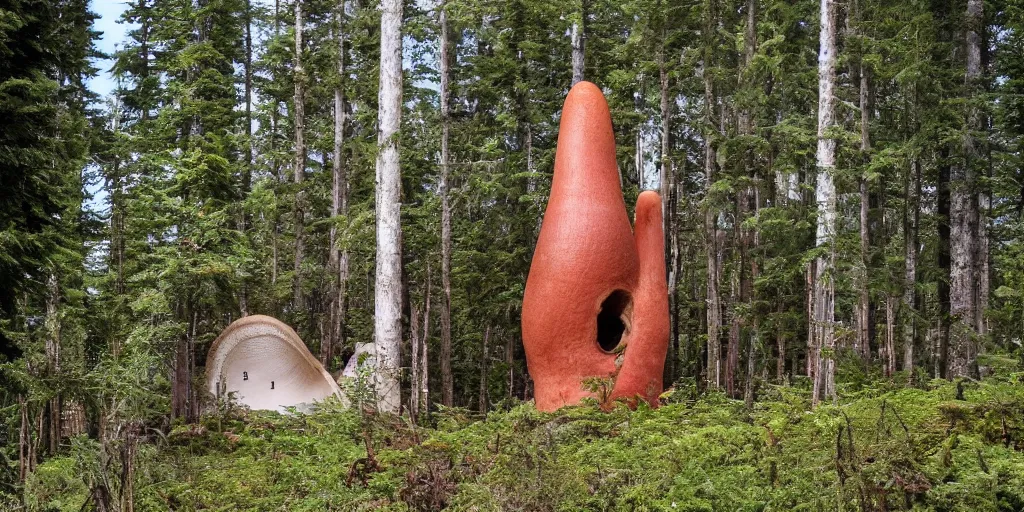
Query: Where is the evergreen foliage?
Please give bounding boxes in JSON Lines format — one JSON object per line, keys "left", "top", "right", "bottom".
{"left": 2, "top": 0, "right": 1024, "bottom": 508}
{"left": 23, "top": 371, "right": 1024, "bottom": 511}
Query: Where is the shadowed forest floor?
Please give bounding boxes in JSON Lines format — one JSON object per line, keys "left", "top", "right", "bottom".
{"left": 23, "top": 368, "right": 1024, "bottom": 511}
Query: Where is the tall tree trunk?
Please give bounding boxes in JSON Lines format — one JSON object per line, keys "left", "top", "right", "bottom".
{"left": 171, "top": 308, "right": 196, "bottom": 422}
{"left": 292, "top": 0, "right": 306, "bottom": 311}
{"left": 420, "top": 266, "right": 431, "bottom": 418}
{"left": 806, "top": 262, "right": 815, "bottom": 379}
{"left": 45, "top": 272, "right": 60, "bottom": 455}
{"left": 884, "top": 296, "right": 896, "bottom": 375}
{"left": 659, "top": 40, "right": 676, "bottom": 383}
{"left": 479, "top": 325, "right": 490, "bottom": 413}
{"left": 703, "top": 0, "right": 722, "bottom": 390}
{"left": 374, "top": 0, "right": 404, "bottom": 413}
{"left": 903, "top": 159, "right": 920, "bottom": 373}
{"left": 269, "top": 0, "right": 282, "bottom": 315}
{"left": 240, "top": 0, "right": 254, "bottom": 317}
{"left": 410, "top": 304, "right": 421, "bottom": 422}
{"left": 949, "top": 0, "right": 983, "bottom": 378}
{"left": 776, "top": 303, "right": 786, "bottom": 382}
{"left": 976, "top": 9, "right": 991, "bottom": 337}
{"left": 727, "top": 272, "right": 740, "bottom": 397}
{"left": 439, "top": 2, "right": 455, "bottom": 408}
{"left": 119, "top": 424, "right": 137, "bottom": 512}
{"left": 19, "top": 396, "right": 28, "bottom": 482}
{"left": 938, "top": 153, "right": 951, "bottom": 378}
{"left": 857, "top": 48, "right": 872, "bottom": 364}
{"left": 327, "top": 3, "right": 348, "bottom": 369}
{"left": 812, "top": 0, "right": 838, "bottom": 407}
{"left": 671, "top": 178, "right": 683, "bottom": 376}
{"left": 571, "top": 0, "right": 587, "bottom": 85}
{"left": 739, "top": 0, "right": 758, "bottom": 405}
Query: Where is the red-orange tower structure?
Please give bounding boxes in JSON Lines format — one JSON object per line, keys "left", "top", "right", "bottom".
{"left": 523, "top": 82, "right": 669, "bottom": 412}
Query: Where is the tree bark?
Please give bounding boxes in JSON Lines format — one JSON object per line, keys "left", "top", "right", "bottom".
{"left": 292, "top": 0, "right": 306, "bottom": 310}
{"left": 659, "top": 41, "right": 676, "bottom": 383}
{"left": 243, "top": 0, "right": 253, "bottom": 197}
{"left": 948, "top": 0, "right": 983, "bottom": 378}
{"left": 45, "top": 272, "right": 60, "bottom": 455}
{"left": 703, "top": 0, "right": 722, "bottom": 391}
{"left": 119, "top": 424, "right": 137, "bottom": 512}
{"left": 776, "top": 303, "right": 786, "bottom": 382}
{"left": 812, "top": 0, "right": 837, "bottom": 406}
{"left": 571, "top": 0, "right": 587, "bottom": 85}
{"left": 439, "top": 1, "right": 455, "bottom": 408}
{"left": 18, "top": 396, "right": 27, "bottom": 482}
{"left": 857, "top": 51, "right": 872, "bottom": 364}
{"left": 239, "top": 0, "right": 254, "bottom": 317}
{"left": 374, "top": 0, "right": 404, "bottom": 413}
{"left": 327, "top": 3, "right": 348, "bottom": 370}
{"left": 172, "top": 308, "right": 197, "bottom": 422}
{"left": 479, "top": 325, "right": 490, "bottom": 413}
{"left": 727, "top": 275, "right": 740, "bottom": 397}
{"left": 902, "top": 158, "right": 920, "bottom": 373}
{"left": 972, "top": 0, "right": 989, "bottom": 364}
{"left": 410, "top": 304, "right": 421, "bottom": 422}
{"left": 938, "top": 153, "right": 951, "bottom": 378}
{"left": 739, "top": 0, "right": 758, "bottom": 405}
{"left": 884, "top": 296, "right": 896, "bottom": 376}
{"left": 421, "top": 266, "right": 431, "bottom": 418}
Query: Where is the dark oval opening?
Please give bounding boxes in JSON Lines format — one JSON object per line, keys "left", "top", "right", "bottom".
{"left": 597, "top": 290, "right": 631, "bottom": 352}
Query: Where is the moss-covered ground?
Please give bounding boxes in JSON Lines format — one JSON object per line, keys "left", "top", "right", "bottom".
{"left": 25, "top": 373, "right": 1024, "bottom": 511}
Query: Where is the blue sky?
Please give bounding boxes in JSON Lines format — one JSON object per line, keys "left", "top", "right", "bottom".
{"left": 88, "top": 1, "right": 132, "bottom": 99}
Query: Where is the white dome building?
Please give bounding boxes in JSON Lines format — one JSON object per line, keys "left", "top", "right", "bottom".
{"left": 205, "top": 315, "right": 341, "bottom": 412}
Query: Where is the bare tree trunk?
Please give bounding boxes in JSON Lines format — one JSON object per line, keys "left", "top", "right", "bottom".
{"left": 292, "top": 0, "right": 307, "bottom": 311}
{"left": 269, "top": 0, "right": 281, "bottom": 314}
{"left": 171, "top": 308, "right": 197, "bottom": 422}
{"left": 902, "top": 159, "right": 920, "bottom": 373}
{"left": 374, "top": 0, "right": 404, "bottom": 412}
{"left": 421, "top": 267, "right": 431, "bottom": 417}
{"left": 479, "top": 326, "right": 490, "bottom": 413}
{"left": 570, "top": 0, "right": 586, "bottom": 85}
{"left": 739, "top": 0, "right": 758, "bottom": 405}
{"left": 949, "top": 0, "right": 983, "bottom": 378}
{"left": 976, "top": 3, "right": 991, "bottom": 341}
{"left": 727, "top": 278, "right": 740, "bottom": 398}
{"left": 857, "top": 51, "right": 872, "bottom": 363}
{"left": 410, "top": 304, "right": 421, "bottom": 422}
{"left": 326, "top": 3, "right": 348, "bottom": 369}
{"left": 812, "top": 0, "right": 838, "bottom": 407}
{"left": 703, "top": 0, "right": 721, "bottom": 390}
{"left": 18, "top": 396, "right": 28, "bottom": 482}
{"left": 243, "top": 0, "right": 253, "bottom": 198}
{"left": 776, "top": 303, "right": 786, "bottom": 382}
{"left": 671, "top": 182, "right": 683, "bottom": 376}
{"left": 45, "top": 272, "right": 60, "bottom": 455}
{"left": 659, "top": 42, "right": 676, "bottom": 382}
{"left": 119, "top": 424, "right": 137, "bottom": 512}
{"left": 239, "top": 0, "right": 254, "bottom": 318}
{"left": 938, "top": 154, "right": 951, "bottom": 378}
{"left": 171, "top": 325, "right": 189, "bottom": 421}
{"left": 806, "top": 263, "right": 816, "bottom": 378}
{"left": 439, "top": 2, "right": 455, "bottom": 408}
{"left": 884, "top": 296, "right": 896, "bottom": 376}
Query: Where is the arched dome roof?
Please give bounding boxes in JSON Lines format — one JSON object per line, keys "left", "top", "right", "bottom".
{"left": 205, "top": 315, "right": 341, "bottom": 412}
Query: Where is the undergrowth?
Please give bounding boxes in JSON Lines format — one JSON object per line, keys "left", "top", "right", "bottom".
{"left": 23, "top": 373, "right": 1024, "bottom": 511}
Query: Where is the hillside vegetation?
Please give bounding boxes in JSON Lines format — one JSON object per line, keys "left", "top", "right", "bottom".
{"left": 24, "top": 369, "right": 1024, "bottom": 511}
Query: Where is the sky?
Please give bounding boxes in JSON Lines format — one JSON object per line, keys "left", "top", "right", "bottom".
{"left": 88, "top": 1, "right": 133, "bottom": 99}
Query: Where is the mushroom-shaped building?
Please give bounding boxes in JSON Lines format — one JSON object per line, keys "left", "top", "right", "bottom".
{"left": 205, "top": 315, "right": 341, "bottom": 412}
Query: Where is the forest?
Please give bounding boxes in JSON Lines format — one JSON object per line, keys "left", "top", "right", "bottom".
{"left": 2, "top": 0, "right": 1024, "bottom": 509}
